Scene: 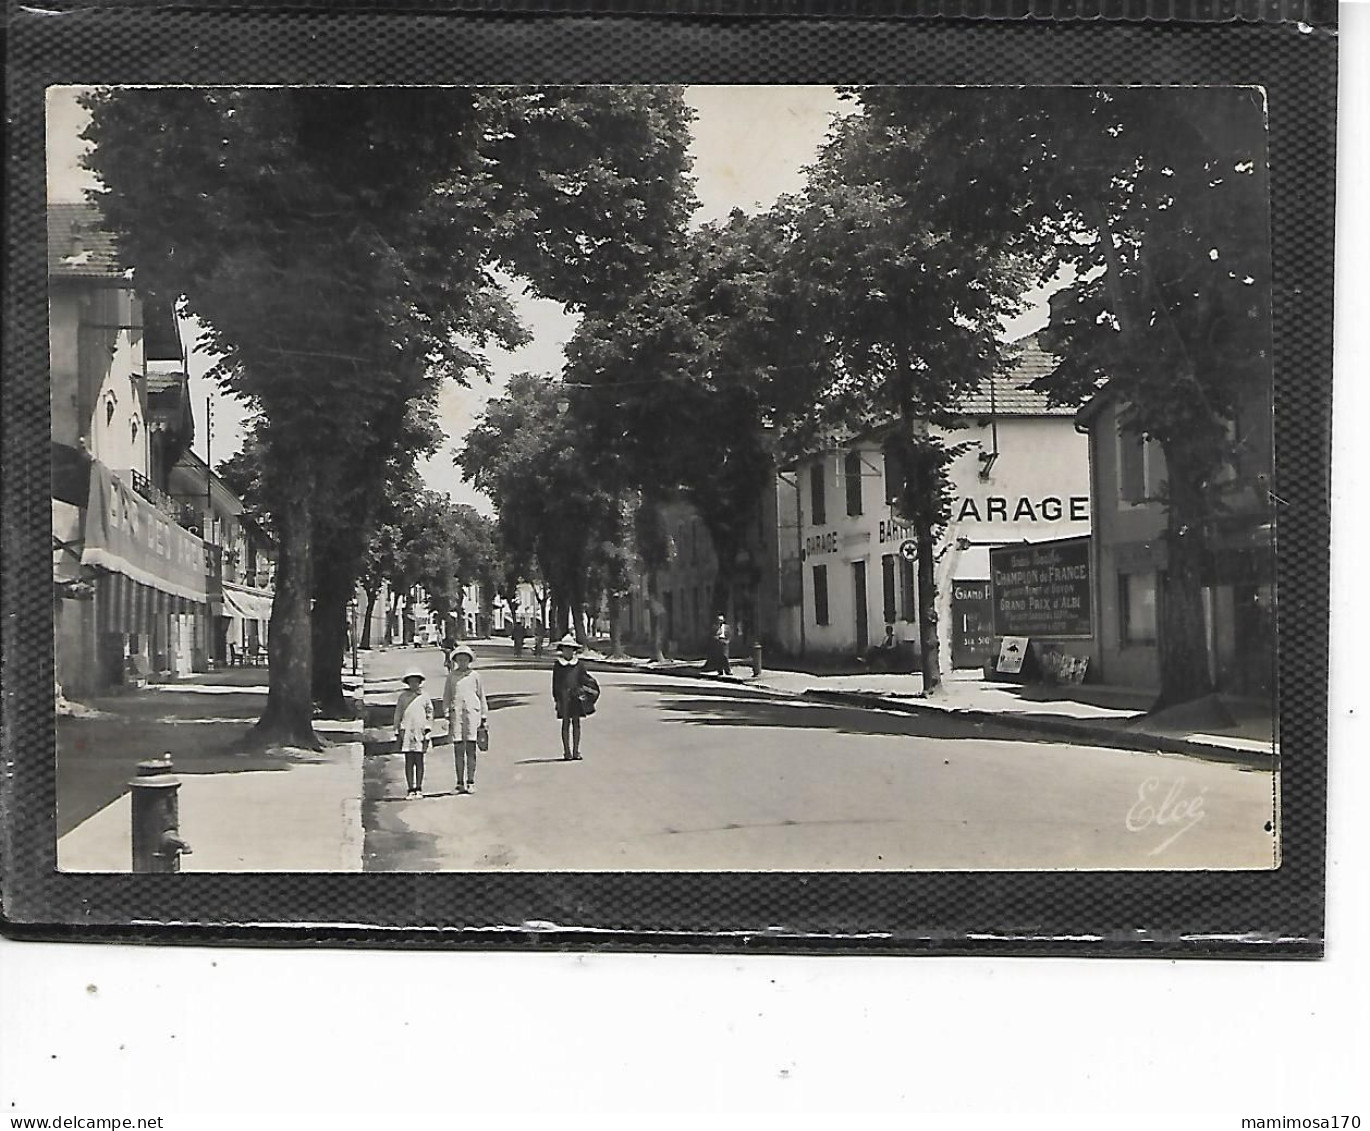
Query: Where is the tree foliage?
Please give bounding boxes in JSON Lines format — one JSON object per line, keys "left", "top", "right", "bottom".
{"left": 564, "top": 211, "right": 797, "bottom": 615}
{"left": 459, "top": 373, "right": 624, "bottom": 641}
{"left": 766, "top": 105, "right": 1043, "bottom": 692}
{"left": 855, "top": 86, "right": 1273, "bottom": 705}
{"left": 84, "top": 86, "right": 697, "bottom": 742}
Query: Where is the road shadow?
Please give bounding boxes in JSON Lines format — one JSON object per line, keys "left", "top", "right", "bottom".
{"left": 361, "top": 750, "right": 442, "bottom": 871}
{"left": 622, "top": 679, "right": 1269, "bottom": 762}
{"left": 488, "top": 692, "right": 533, "bottom": 712}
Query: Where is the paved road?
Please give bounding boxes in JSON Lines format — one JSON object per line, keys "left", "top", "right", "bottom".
{"left": 361, "top": 642, "right": 1278, "bottom": 872}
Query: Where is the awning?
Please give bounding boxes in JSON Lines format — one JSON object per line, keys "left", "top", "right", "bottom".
{"left": 97, "top": 572, "right": 201, "bottom": 633}
{"left": 80, "top": 458, "right": 210, "bottom": 604}
{"left": 221, "top": 582, "right": 273, "bottom": 622}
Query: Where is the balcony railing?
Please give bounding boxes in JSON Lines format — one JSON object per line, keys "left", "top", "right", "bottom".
{"left": 129, "top": 470, "right": 203, "bottom": 535}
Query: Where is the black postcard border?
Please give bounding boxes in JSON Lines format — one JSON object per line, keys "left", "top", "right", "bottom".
{"left": 0, "top": 5, "right": 1334, "bottom": 955}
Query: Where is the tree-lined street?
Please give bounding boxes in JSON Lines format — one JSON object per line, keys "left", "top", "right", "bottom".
{"left": 361, "top": 644, "right": 1274, "bottom": 872}
{"left": 56, "top": 83, "right": 1279, "bottom": 875}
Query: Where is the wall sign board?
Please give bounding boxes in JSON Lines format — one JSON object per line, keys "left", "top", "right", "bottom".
{"left": 990, "top": 536, "right": 1093, "bottom": 641}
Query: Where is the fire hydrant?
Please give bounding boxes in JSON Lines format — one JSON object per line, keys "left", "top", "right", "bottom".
{"left": 130, "top": 754, "right": 192, "bottom": 873}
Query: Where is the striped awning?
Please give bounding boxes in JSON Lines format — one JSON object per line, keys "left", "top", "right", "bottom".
{"left": 96, "top": 571, "right": 201, "bottom": 635}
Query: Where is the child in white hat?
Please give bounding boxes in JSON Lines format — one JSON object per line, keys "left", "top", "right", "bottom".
{"left": 394, "top": 670, "right": 433, "bottom": 797}
{"left": 443, "top": 644, "right": 488, "bottom": 794}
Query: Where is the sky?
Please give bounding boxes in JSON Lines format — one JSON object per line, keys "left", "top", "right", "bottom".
{"left": 46, "top": 85, "right": 1049, "bottom": 513}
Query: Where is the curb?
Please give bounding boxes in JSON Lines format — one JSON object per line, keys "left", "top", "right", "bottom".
{"left": 590, "top": 654, "right": 1277, "bottom": 769}
{"left": 800, "top": 689, "right": 1278, "bottom": 769}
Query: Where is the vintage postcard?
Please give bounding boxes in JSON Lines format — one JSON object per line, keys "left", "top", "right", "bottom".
{"left": 44, "top": 84, "right": 1279, "bottom": 875}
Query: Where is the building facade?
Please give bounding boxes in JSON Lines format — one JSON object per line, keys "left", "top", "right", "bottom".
{"left": 169, "top": 448, "right": 275, "bottom": 667}
{"left": 49, "top": 203, "right": 263, "bottom": 694}
{"left": 780, "top": 336, "right": 1092, "bottom": 669}
{"left": 51, "top": 203, "right": 205, "bottom": 694}
{"left": 623, "top": 488, "right": 781, "bottom": 657}
{"left": 1076, "top": 380, "right": 1275, "bottom": 697}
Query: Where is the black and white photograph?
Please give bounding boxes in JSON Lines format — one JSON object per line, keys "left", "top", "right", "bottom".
{"left": 42, "top": 82, "right": 1281, "bottom": 875}
{"left": 2, "top": 0, "right": 1359, "bottom": 1120}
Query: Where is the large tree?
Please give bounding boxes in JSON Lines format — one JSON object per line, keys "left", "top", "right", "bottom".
{"left": 311, "top": 396, "right": 444, "bottom": 715}
{"left": 771, "top": 106, "right": 1041, "bottom": 694}
{"left": 85, "top": 85, "right": 696, "bottom": 745}
{"left": 857, "top": 86, "right": 1273, "bottom": 707}
{"left": 459, "top": 374, "right": 624, "bottom": 643}
{"left": 565, "top": 211, "right": 798, "bottom": 623}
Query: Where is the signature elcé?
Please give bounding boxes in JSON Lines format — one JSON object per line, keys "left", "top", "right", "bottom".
{"left": 1126, "top": 778, "right": 1208, "bottom": 855}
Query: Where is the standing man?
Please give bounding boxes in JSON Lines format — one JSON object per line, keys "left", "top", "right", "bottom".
{"left": 510, "top": 618, "right": 526, "bottom": 658}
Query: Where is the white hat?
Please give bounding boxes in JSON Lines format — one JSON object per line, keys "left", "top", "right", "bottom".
{"left": 403, "top": 670, "right": 425, "bottom": 682}
{"left": 451, "top": 644, "right": 475, "bottom": 660}
{"left": 555, "top": 634, "right": 581, "bottom": 650}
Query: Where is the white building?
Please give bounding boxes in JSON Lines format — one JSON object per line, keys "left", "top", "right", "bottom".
{"left": 780, "top": 335, "right": 1091, "bottom": 669}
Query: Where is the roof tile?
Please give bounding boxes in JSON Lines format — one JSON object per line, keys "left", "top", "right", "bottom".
{"left": 952, "top": 333, "right": 1073, "bottom": 418}
{"left": 48, "top": 201, "right": 124, "bottom": 279}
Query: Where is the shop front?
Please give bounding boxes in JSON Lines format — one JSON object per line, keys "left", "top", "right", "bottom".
{"left": 78, "top": 459, "right": 212, "bottom": 686}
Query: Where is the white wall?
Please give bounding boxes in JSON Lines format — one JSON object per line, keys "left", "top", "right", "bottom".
{"left": 795, "top": 415, "right": 1091, "bottom": 664}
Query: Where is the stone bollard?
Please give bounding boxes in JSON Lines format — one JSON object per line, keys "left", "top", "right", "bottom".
{"left": 130, "top": 753, "right": 192, "bottom": 873}
{"left": 751, "top": 643, "right": 764, "bottom": 678}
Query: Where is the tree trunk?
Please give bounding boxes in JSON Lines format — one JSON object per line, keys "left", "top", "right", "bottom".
{"left": 1154, "top": 446, "right": 1217, "bottom": 709}
{"left": 915, "top": 520, "right": 942, "bottom": 697}
{"left": 607, "top": 594, "right": 626, "bottom": 658}
{"left": 646, "top": 575, "right": 666, "bottom": 662}
{"left": 310, "top": 564, "right": 352, "bottom": 718}
{"left": 360, "top": 586, "right": 379, "bottom": 649}
{"left": 253, "top": 474, "right": 322, "bottom": 749}
{"left": 571, "top": 588, "right": 588, "bottom": 646}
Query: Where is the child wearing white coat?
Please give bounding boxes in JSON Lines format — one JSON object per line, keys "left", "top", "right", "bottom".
{"left": 394, "top": 671, "right": 433, "bottom": 797}
{"left": 443, "top": 645, "right": 489, "bottom": 795}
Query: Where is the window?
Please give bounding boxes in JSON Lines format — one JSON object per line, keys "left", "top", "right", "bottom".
{"left": 1118, "top": 421, "right": 1164, "bottom": 506}
{"left": 1119, "top": 572, "right": 1158, "bottom": 645}
{"left": 130, "top": 417, "right": 139, "bottom": 445}
{"left": 882, "top": 554, "right": 898, "bottom": 625}
{"left": 810, "top": 461, "right": 826, "bottom": 526}
{"left": 844, "top": 451, "right": 864, "bottom": 516}
{"left": 883, "top": 445, "right": 904, "bottom": 506}
{"left": 105, "top": 396, "right": 117, "bottom": 426}
{"left": 813, "top": 564, "right": 830, "bottom": 626}
{"left": 900, "top": 556, "right": 918, "bottom": 623}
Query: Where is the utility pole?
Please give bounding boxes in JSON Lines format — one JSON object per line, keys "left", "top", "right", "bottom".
{"left": 205, "top": 396, "right": 212, "bottom": 532}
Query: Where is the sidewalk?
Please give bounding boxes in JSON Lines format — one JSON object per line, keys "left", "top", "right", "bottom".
{"left": 583, "top": 649, "right": 1278, "bottom": 765}
{"left": 57, "top": 667, "right": 366, "bottom": 872}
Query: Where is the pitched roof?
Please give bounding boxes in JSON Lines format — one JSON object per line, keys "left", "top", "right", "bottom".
{"left": 48, "top": 201, "right": 125, "bottom": 279}
{"left": 952, "top": 334, "right": 1074, "bottom": 418}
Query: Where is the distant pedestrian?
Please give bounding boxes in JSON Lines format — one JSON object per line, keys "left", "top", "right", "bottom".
{"left": 443, "top": 644, "right": 488, "bottom": 795}
{"left": 510, "top": 619, "right": 526, "bottom": 657}
{"left": 702, "top": 614, "right": 733, "bottom": 675}
{"left": 552, "top": 633, "right": 598, "bottom": 761}
{"left": 533, "top": 618, "right": 545, "bottom": 658}
{"left": 394, "top": 669, "right": 433, "bottom": 797}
